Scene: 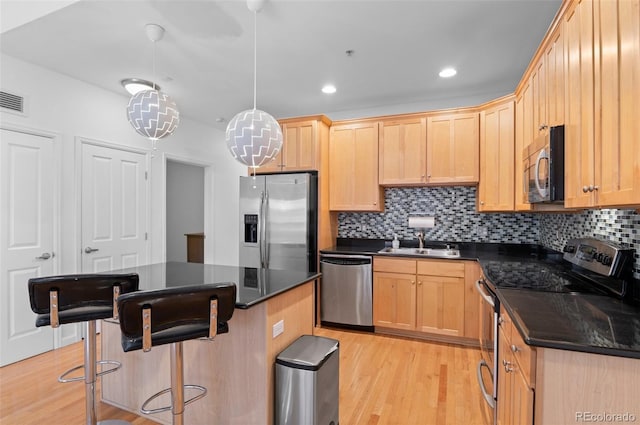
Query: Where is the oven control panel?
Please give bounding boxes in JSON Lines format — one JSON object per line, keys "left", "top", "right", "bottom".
{"left": 563, "top": 238, "right": 633, "bottom": 277}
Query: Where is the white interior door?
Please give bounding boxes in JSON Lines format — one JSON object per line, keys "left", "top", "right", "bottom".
{"left": 81, "top": 142, "right": 148, "bottom": 273}
{"left": 0, "top": 128, "right": 55, "bottom": 366}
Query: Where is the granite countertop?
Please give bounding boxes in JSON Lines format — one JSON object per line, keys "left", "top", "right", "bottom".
{"left": 107, "top": 261, "right": 320, "bottom": 309}
{"left": 497, "top": 288, "right": 640, "bottom": 359}
{"left": 323, "top": 238, "right": 640, "bottom": 358}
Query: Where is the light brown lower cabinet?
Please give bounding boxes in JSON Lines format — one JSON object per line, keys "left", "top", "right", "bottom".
{"left": 373, "top": 257, "right": 480, "bottom": 342}
{"left": 498, "top": 303, "right": 640, "bottom": 425}
{"left": 497, "top": 324, "right": 534, "bottom": 425}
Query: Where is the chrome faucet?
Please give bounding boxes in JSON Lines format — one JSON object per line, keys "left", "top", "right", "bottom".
{"left": 415, "top": 230, "right": 425, "bottom": 250}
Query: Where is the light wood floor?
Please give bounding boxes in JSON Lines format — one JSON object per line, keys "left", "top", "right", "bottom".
{"left": 1, "top": 327, "right": 489, "bottom": 425}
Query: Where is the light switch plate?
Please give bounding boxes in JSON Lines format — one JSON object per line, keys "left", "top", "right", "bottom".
{"left": 272, "top": 319, "right": 284, "bottom": 338}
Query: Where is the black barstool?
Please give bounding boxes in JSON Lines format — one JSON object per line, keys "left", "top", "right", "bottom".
{"left": 28, "top": 273, "right": 140, "bottom": 425}
{"left": 116, "top": 283, "right": 236, "bottom": 425}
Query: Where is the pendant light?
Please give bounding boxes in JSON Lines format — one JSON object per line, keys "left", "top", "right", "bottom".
{"left": 126, "top": 24, "right": 180, "bottom": 150}
{"left": 225, "top": 0, "right": 283, "bottom": 169}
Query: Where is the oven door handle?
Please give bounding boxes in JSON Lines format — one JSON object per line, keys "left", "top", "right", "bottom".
{"left": 477, "top": 360, "right": 496, "bottom": 409}
{"left": 475, "top": 279, "right": 495, "bottom": 308}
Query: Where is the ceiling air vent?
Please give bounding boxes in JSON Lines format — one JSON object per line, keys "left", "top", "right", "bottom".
{"left": 0, "top": 90, "right": 25, "bottom": 114}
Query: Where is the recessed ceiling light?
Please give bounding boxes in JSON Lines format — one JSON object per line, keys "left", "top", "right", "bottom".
{"left": 439, "top": 68, "right": 457, "bottom": 78}
{"left": 322, "top": 84, "right": 337, "bottom": 94}
{"left": 120, "top": 78, "right": 159, "bottom": 95}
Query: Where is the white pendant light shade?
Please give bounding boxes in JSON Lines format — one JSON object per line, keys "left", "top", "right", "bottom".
{"left": 126, "top": 89, "right": 180, "bottom": 141}
{"left": 225, "top": 108, "right": 283, "bottom": 168}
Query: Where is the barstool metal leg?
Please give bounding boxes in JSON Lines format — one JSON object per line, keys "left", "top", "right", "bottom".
{"left": 170, "top": 342, "right": 185, "bottom": 425}
{"left": 85, "top": 320, "right": 98, "bottom": 425}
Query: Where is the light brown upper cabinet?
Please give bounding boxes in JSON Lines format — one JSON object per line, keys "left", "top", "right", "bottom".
{"left": 426, "top": 112, "right": 479, "bottom": 184}
{"left": 378, "top": 116, "right": 427, "bottom": 185}
{"left": 564, "top": 0, "right": 640, "bottom": 208}
{"left": 329, "top": 121, "right": 384, "bottom": 211}
{"left": 478, "top": 98, "right": 515, "bottom": 212}
{"left": 514, "top": 20, "right": 566, "bottom": 212}
{"left": 257, "top": 117, "right": 330, "bottom": 173}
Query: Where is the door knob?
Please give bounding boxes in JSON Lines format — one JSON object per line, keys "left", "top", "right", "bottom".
{"left": 35, "top": 252, "right": 53, "bottom": 260}
{"left": 84, "top": 247, "right": 99, "bottom": 254}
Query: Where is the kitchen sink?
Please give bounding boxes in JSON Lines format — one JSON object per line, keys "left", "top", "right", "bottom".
{"left": 377, "top": 246, "right": 461, "bottom": 258}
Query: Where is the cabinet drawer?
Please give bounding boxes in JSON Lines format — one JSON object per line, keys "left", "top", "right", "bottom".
{"left": 417, "top": 259, "right": 465, "bottom": 277}
{"left": 374, "top": 257, "right": 416, "bottom": 274}
{"left": 499, "top": 304, "right": 513, "bottom": 345}
{"left": 510, "top": 327, "right": 536, "bottom": 387}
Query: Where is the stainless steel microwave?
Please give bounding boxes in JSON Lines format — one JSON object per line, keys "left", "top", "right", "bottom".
{"left": 523, "top": 125, "right": 564, "bottom": 203}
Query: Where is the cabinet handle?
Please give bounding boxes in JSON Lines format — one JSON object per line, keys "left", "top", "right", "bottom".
{"left": 498, "top": 317, "right": 504, "bottom": 325}
{"left": 373, "top": 202, "right": 377, "bottom": 205}
{"left": 480, "top": 201, "right": 485, "bottom": 205}
{"left": 418, "top": 281, "right": 422, "bottom": 286}
{"left": 593, "top": 185, "right": 599, "bottom": 191}
{"left": 511, "top": 344, "right": 520, "bottom": 353}
{"left": 427, "top": 175, "right": 431, "bottom": 178}
{"left": 539, "top": 124, "right": 548, "bottom": 131}
{"left": 583, "top": 186, "right": 590, "bottom": 193}
{"left": 411, "top": 281, "right": 415, "bottom": 285}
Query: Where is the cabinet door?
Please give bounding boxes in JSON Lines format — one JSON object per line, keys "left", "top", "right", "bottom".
{"left": 595, "top": 0, "right": 640, "bottom": 206}
{"left": 416, "top": 275, "right": 464, "bottom": 336}
{"left": 531, "top": 58, "right": 547, "bottom": 135}
{"left": 478, "top": 100, "right": 515, "bottom": 211}
{"left": 497, "top": 328, "right": 513, "bottom": 425}
{"left": 426, "top": 113, "right": 479, "bottom": 184}
{"left": 373, "top": 272, "right": 416, "bottom": 330}
{"left": 546, "top": 27, "right": 565, "bottom": 128}
{"left": 564, "top": 0, "right": 596, "bottom": 208}
{"left": 282, "top": 120, "right": 317, "bottom": 171}
{"left": 511, "top": 365, "right": 535, "bottom": 425}
{"left": 329, "top": 122, "right": 383, "bottom": 211}
{"left": 514, "top": 95, "right": 532, "bottom": 211}
{"left": 379, "top": 117, "right": 427, "bottom": 185}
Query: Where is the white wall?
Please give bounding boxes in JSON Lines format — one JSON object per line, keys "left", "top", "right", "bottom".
{"left": 166, "top": 161, "right": 204, "bottom": 262}
{"left": 0, "top": 53, "right": 246, "bottom": 271}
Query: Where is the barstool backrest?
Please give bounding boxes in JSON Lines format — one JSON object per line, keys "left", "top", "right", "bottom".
{"left": 116, "top": 283, "right": 236, "bottom": 352}
{"left": 28, "top": 273, "right": 140, "bottom": 327}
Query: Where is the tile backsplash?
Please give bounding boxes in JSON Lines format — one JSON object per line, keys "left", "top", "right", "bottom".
{"left": 337, "top": 187, "right": 540, "bottom": 243}
{"left": 337, "top": 187, "right": 640, "bottom": 279}
{"left": 540, "top": 209, "right": 640, "bottom": 279}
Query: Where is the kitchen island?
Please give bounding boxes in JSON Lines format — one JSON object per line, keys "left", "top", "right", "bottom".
{"left": 100, "top": 262, "right": 320, "bottom": 425}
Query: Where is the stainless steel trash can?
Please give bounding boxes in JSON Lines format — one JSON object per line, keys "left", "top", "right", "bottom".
{"left": 275, "top": 335, "right": 339, "bottom": 425}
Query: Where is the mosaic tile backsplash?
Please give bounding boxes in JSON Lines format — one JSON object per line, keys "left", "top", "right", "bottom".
{"left": 540, "top": 209, "right": 640, "bottom": 279}
{"left": 337, "top": 187, "right": 540, "bottom": 243}
{"left": 337, "top": 187, "right": 640, "bottom": 279}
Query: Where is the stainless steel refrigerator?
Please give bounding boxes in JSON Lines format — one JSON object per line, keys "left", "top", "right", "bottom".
{"left": 239, "top": 172, "right": 317, "bottom": 272}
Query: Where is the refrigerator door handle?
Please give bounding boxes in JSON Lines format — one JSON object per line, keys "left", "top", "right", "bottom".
{"left": 259, "top": 190, "right": 266, "bottom": 268}
{"left": 264, "top": 190, "right": 270, "bottom": 268}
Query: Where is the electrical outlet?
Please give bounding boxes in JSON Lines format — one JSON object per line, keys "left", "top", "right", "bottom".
{"left": 272, "top": 319, "right": 284, "bottom": 338}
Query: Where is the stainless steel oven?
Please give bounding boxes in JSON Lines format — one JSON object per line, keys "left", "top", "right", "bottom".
{"left": 475, "top": 277, "right": 497, "bottom": 420}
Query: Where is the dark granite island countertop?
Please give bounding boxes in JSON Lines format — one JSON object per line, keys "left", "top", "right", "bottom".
{"left": 107, "top": 261, "right": 321, "bottom": 309}
{"left": 101, "top": 261, "right": 320, "bottom": 424}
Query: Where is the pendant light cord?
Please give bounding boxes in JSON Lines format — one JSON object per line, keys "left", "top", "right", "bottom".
{"left": 152, "top": 40, "right": 157, "bottom": 90}
{"left": 253, "top": 10, "right": 257, "bottom": 110}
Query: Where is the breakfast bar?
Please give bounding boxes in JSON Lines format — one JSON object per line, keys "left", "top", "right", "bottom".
{"left": 99, "top": 262, "right": 320, "bottom": 425}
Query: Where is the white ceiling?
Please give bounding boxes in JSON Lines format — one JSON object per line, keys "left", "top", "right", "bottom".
{"left": 0, "top": 0, "right": 561, "bottom": 130}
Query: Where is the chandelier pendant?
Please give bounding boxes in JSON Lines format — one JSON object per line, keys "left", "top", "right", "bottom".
{"left": 225, "top": 0, "right": 283, "bottom": 168}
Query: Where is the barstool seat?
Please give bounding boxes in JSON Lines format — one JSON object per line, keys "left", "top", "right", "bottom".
{"left": 117, "top": 283, "right": 236, "bottom": 425}
{"left": 28, "top": 273, "right": 139, "bottom": 425}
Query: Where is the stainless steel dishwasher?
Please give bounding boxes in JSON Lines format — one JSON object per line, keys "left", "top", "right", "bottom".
{"left": 320, "top": 254, "right": 373, "bottom": 330}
